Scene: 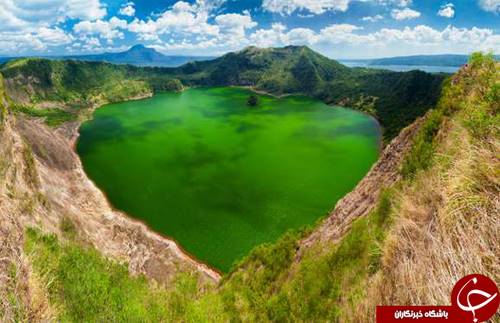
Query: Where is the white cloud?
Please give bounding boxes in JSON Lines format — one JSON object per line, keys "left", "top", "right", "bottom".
{"left": 318, "top": 24, "right": 373, "bottom": 44}
{"left": 64, "top": 0, "right": 107, "bottom": 21}
{"left": 249, "top": 23, "right": 288, "bottom": 47}
{"left": 361, "top": 15, "right": 384, "bottom": 22}
{"left": 478, "top": 0, "right": 500, "bottom": 13}
{"left": 249, "top": 23, "right": 499, "bottom": 57}
{"left": 1, "top": 0, "right": 498, "bottom": 58}
{"left": 262, "top": 0, "right": 352, "bottom": 15}
{"left": 215, "top": 13, "right": 257, "bottom": 36}
{"left": 37, "top": 27, "right": 74, "bottom": 45}
{"left": 438, "top": 3, "right": 455, "bottom": 18}
{"left": 286, "top": 28, "right": 318, "bottom": 45}
{"left": 74, "top": 17, "right": 128, "bottom": 43}
{"left": 395, "top": 0, "right": 412, "bottom": 7}
{"left": 376, "top": 0, "right": 412, "bottom": 7}
{"left": 0, "top": 0, "right": 107, "bottom": 32}
{"left": 0, "top": 27, "right": 73, "bottom": 53}
{"left": 391, "top": 8, "right": 421, "bottom": 20}
{"left": 0, "top": 0, "right": 106, "bottom": 53}
{"left": 127, "top": 0, "right": 220, "bottom": 41}
{"left": 119, "top": 2, "right": 136, "bottom": 17}
{"left": 83, "top": 37, "right": 102, "bottom": 50}
{"left": 145, "top": 19, "right": 500, "bottom": 57}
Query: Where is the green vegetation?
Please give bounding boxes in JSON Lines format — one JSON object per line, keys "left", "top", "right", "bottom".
{"left": 400, "top": 108, "right": 444, "bottom": 179}
{"left": 401, "top": 52, "right": 499, "bottom": 179}
{"left": 1, "top": 46, "right": 444, "bottom": 139}
{"left": 12, "top": 105, "right": 76, "bottom": 127}
{"left": 4, "top": 265, "right": 27, "bottom": 321}
{"left": 22, "top": 144, "right": 40, "bottom": 189}
{"left": 60, "top": 216, "right": 77, "bottom": 239}
{"left": 460, "top": 52, "right": 499, "bottom": 139}
{"left": 0, "top": 73, "right": 8, "bottom": 128}
{"left": 148, "top": 77, "right": 184, "bottom": 92}
{"left": 247, "top": 93, "right": 259, "bottom": 106}
{"left": 25, "top": 228, "right": 173, "bottom": 322}
{"left": 25, "top": 228, "right": 228, "bottom": 322}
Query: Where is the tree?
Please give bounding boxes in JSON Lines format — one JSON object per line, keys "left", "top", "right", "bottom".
{"left": 247, "top": 94, "right": 259, "bottom": 107}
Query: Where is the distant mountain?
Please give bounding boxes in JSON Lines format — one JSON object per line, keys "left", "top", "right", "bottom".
{"left": 62, "top": 44, "right": 214, "bottom": 67}
{"left": 0, "top": 45, "right": 214, "bottom": 68}
{"left": 369, "top": 55, "right": 470, "bottom": 67}
{"left": 344, "top": 54, "right": 499, "bottom": 67}
{"left": 171, "top": 46, "right": 351, "bottom": 94}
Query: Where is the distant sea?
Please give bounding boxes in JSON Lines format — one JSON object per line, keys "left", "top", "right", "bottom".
{"left": 339, "top": 61, "right": 459, "bottom": 74}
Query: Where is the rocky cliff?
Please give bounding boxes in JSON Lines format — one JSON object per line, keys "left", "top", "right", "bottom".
{"left": 0, "top": 78, "right": 220, "bottom": 298}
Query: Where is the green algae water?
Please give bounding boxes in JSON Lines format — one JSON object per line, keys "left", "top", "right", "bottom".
{"left": 77, "top": 87, "right": 381, "bottom": 272}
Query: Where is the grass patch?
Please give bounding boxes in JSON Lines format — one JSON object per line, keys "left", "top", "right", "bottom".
{"left": 60, "top": 216, "right": 77, "bottom": 239}
{"left": 22, "top": 144, "right": 40, "bottom": 189}
{"left": 25, "top": 228, "right": 174, "bottom": 322}
{"left": 13, "top": 105, "right": 76, "bottom": 127}
{"left": 401, "top": 109, "right": 444, "bottom": 180}
{"left": 4, "top": 263, "right": 28, "bottom": 322}
{"left": 24, "top": 228, "right": 228, "bottom": 322}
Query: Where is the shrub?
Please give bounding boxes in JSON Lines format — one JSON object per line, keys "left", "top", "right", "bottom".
{"left": 401, "top": 109, "right": 444, "bottom": 179}
{"left": 247, "top": 94, "right": 259, "bottom": 107}
{"left": 25, "top": 228, "right": 172, "bottom": 322}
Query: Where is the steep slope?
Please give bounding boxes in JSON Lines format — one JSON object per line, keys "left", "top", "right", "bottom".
{"left": 355, "top": 53, "right": 499, "bottom": 320}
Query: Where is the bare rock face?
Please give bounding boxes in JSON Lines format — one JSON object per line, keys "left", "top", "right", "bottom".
{"left": 1, "top": 111, "right": 220, "bottom": 287}
{"left": 297, "top": 116, "right": 424, "bottom": 256}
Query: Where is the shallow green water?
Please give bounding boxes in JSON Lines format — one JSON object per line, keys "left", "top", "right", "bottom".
{"left": 77, "top": 87, "right": 380, "bottom": 272}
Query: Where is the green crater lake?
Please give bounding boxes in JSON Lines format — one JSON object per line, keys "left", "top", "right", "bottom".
{"left": 77, "top": 87, "right": 381, "bottom": 272}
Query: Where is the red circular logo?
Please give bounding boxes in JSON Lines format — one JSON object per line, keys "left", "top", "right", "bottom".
{"left": 451, "top": 274, "right": 499, "bottom": 322}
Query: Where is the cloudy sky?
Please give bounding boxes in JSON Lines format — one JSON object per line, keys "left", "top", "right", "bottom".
{"left": 1, "top": 0, "right": 499, "bottom": 59}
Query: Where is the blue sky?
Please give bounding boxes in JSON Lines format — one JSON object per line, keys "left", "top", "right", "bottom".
{"left": 0, "top": 0, "right": 499, "bottom": 58}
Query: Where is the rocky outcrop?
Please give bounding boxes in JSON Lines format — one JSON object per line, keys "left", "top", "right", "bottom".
{"left": 297, "top": 116, "right": 424, "bottom": 255}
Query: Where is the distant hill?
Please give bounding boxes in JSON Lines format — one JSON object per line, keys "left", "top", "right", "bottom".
{"left": 168, "top": 46, "right": 445, "bottom": 138}
{"left": 171, "top": 46, "right": 351, "bottom": 93}
{"left": 369, "top": 54, "right": 470, "bottom": 67}
{"left": 344, "top": 54, "right": 499, "bottom": 67}
{"left": 0, "top": 45, "right": 214, "bottom": 68}
{"left": 62, "top": 44, "right": 214, "bottom": 67}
